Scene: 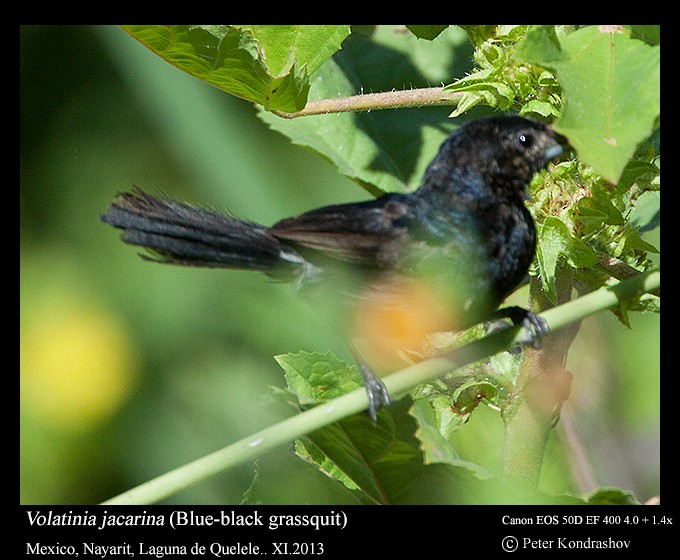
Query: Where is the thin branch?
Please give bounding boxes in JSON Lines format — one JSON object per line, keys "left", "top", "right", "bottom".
{"left": 101, "top": 270, "right": 659, "bottom": 505}
{"left": 597, "top": 254, "right": 660, "bottom": 297}
{"left": 273, "top": 87, "right": 462, "bottom": 119}
{"left": 560, "top": 404, "right": 599, "bottom": 495}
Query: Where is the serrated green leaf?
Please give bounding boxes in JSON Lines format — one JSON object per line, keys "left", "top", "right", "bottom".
{"left": 537, "top": 217, "right": 597, "bottom": 303}
{"left": 410, "top": 399, "right": 495, "bottom": 478}
{"left": 122, "top": 25, "right": 349, "bottom": 113}
{"left": 517, "top": 25, "right": 660, "bottom": 183}
{"left": 430, "top": 394, "right": 470, "bottom": 438}
{"left": 520, "top": 99, "right": 560, "bottom": 119}
{"left": 259, "top": 25, "right": 469, "bottom": 195}
{"left": 536, "top": 219, "right": 567, "bottom": 302}
{"left": 515, "top": 25, "right": 567, "bottom": 65}
{"left": 273, "top": 351, "right": 499, "bottom": 503}
{"left": 447, "top": 76, "right": 516, "bottom": 118}
{"left": 272, "top": 351, "right": 490, "bottom": 500}
{"left": 300, "top": 398, "right": 422, "bottom": 504}
{"left": 294, "top": 439, "right": 361, "bottom": 492}
{"left": 576, "top": 198, "right": 611, "bottom": 234}
{"left": 274, "top": 350, "right": 362, "bottom": 403}
{"left": 452, "top": 81, "right": 515, "bottom": 103}
{"left": 577, "top": 184, "right": 625, "bottom": 234}
{"left": 299, "top": 397, "right": 496, "bottom": 504}
{"left": 240, "top": 25, "right": 350, "bottom": 76}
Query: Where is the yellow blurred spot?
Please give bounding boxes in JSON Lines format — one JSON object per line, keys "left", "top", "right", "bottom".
{"left": 21, "top": 305, "right": 138, "bottom": 431}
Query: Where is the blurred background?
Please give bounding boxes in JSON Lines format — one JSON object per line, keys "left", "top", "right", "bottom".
{"left": 20, "top": 25, "right": 659, "bottom": 504}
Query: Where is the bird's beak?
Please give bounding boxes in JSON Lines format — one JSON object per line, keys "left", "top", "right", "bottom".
{"left": 546, "top": 128, "right": 569, "bottom": 162}
{"left": 545, "top": 142, "right": 564, "bottom": 161}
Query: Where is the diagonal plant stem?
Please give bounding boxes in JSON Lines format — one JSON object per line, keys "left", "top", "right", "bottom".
{"left": 501, "top": 268, "right": 579, "bottom": 489}
{"left": 101, "top": 270, "right": 659, "bottom": 505}
{"left": 273, "top": 87, "right": 462, "bottom": 118}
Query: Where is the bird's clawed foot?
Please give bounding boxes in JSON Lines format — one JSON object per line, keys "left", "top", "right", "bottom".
{"left": 489, "top": 305, "right": 549, "bottom": 349}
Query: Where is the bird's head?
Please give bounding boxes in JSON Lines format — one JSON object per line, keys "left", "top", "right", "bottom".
{"left": 423, "top": 115, "right": 565, "bottom": 201}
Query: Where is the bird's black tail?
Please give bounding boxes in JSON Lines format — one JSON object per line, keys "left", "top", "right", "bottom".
{"left": 101, "top": 190, "right": 304, "bottom": 278}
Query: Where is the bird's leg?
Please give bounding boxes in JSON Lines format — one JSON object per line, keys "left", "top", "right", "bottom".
{"left": 349, "top": 343, "right": 391, "bottom": 423}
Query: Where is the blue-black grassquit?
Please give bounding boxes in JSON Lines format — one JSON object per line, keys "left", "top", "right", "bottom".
{"left": 102, "top": 115, "right": 564, "bottom": 418}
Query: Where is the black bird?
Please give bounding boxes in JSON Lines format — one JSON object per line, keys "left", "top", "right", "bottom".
{"left": 101, "top": 116, "right": 564, "bottom": 419}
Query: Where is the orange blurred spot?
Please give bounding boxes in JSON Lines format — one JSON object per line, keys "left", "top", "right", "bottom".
{"left": 353, "top": 277, "right": 458, "bottom": 370}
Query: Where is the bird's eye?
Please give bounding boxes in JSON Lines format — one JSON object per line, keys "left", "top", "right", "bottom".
{"left": 518, "top": 132, "right": 534, "bottom": 149}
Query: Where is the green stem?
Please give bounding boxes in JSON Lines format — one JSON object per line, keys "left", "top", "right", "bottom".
{"left": 102, "top": 270, "right": 659, "bottom": 505}
{"left": 501, "top": 267, "right": 578, "bottom": 488}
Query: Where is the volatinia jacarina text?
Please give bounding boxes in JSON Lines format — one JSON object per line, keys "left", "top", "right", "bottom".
{"left": 101, "top": 116, "right": 564, "bottom": 419}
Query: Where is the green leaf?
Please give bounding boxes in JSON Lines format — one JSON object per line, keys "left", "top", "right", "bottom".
{"left": 262, "top": 57, "right": 416, "bottom": 195}
{"left": 616, "top": 159, "right": 659, "bottom": 195}
{"left": 406, "top": 25, "right": 449, "bottom": 41}
{"left": 621, "top": 230, "right": 659, "bottom": 255}
{"left": 517, "top": 25, "right": 660, "bottom": 183}
{"left": 457, "top": 25, "right": 497, "bottom": 47}
{"left": 299, "top": 397, "right": 496, "bottom": 504}
{"left": 275, "top": 352, "right": 425, "bottom": 503}
{"left": 629, "top": 25, "right": 660, "bottom": 45}
{"left": 628, "top": 190, "right": 660, "bottom": 233}
{"left": 243, "top": 446, "right": 366, "bottom": 504}
{"left": 576, "top": 183, "right": 625, "bottom": 234}
{"left": 275, "top": 350, "right": 499, "bottom": 503}
{"left": 259, "top": 26, "right": 471, "bottom": 195}
{"left": 519, "top": 98, "right": 560, "bottom": 119}
{"left": 537, "top": 217, "right": 597, "bottom": 303}
{"left": 448, "top": 81, "right": 515, "bottom": 118}
{"left": 240, "top": 25, "right": 350, "bottom": 76}
{"left": 445, "top": 29, "right": 562, "bottom": 121}
{"left": 514, "top": 25, "right": 567, "bottom": 65}
{"left": 302, "top": 399, "right": 420, "bottom": 503}
{"left": 274, "top": 350, "right": 363, "bottom": 404}
{"left": 122, "top": 25, "right": 349, "bottom": 112}
{"left": 585, "top": 487, "right": 640, "bottom": 505}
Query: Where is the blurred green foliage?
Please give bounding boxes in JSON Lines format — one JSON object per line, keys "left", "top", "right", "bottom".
{"left": 20, "top": 25, "right": 361, "bottom": 504}
{"left": 20, "top": 25, "right": 659, "bottom": 504}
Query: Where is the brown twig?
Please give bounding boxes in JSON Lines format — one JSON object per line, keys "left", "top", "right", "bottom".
{"left": 273, "top": 86, "right": 462, "bottom": 119}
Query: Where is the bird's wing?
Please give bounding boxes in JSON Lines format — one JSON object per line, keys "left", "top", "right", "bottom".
{"left": 269, "top": 194, "right": 412, "bottom": 268}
